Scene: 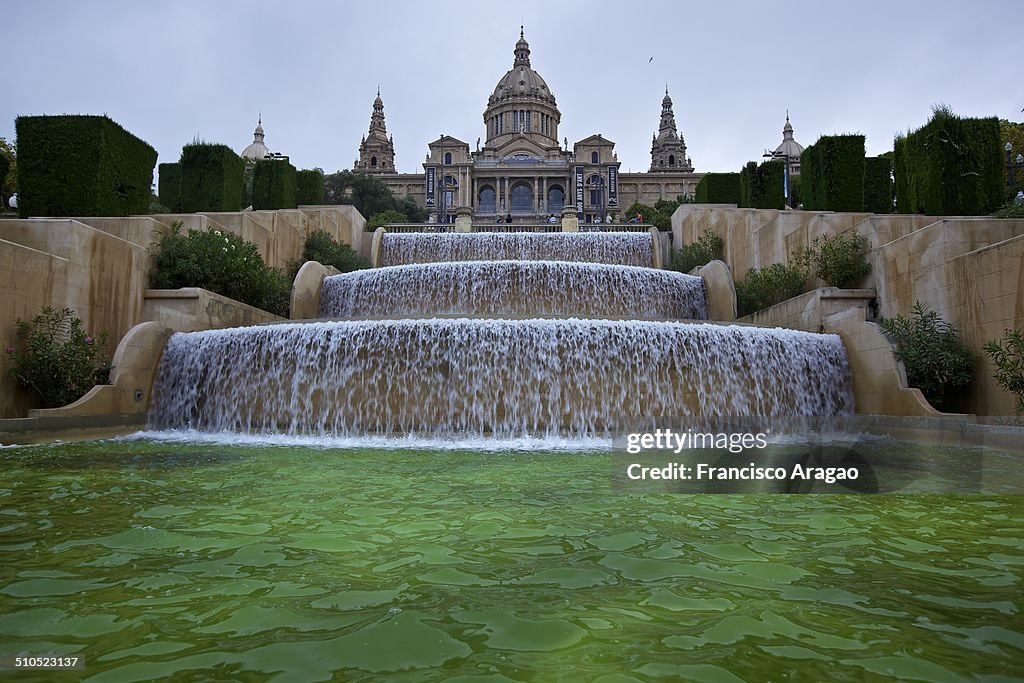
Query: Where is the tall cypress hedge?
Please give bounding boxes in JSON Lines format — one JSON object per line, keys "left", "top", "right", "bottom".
{"left": 894, "top": 108, "right": 1002, "bottom": 215}
{"left": 863, "top": 156, "right": 893, "bottom": 214}
{"left": 15, "top": 115, "right": 156, "bottom": 218}
{"left": 252, "top": 159, "right": 297, "bottom": 210}
{"left": 799, "top": 135, "right": 865, "bottom": 212}
{"left": 180, "top": 143, "right": 244, "bottom": 213}
{"left": 694, "top": 172, "right": 740, "bottom": 204}
{"left": 739, "top": 160, "right": 785, "bottom": 209}
{"left": 296, "top": 169, "right": 325, "bottom": 205}
{"left": 158, "top": 162, "right": 182, "bottom": 213}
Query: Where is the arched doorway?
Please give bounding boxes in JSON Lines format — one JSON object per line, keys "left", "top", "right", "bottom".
{"left": 478, "top": 186, "right": 496, "bottom": 213}
{"left": 547, "top": 185, "right": 564, "bottom": 212}
{"left": 510, "top": 183, "right": 533, "bottom": 213}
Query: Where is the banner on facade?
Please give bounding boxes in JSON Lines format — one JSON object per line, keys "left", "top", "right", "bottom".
{"left": 607, "top": 166, "right": 618, "bottom": 207}
{"left": 575, "top": 165, "right": 584, "bottom": 218}
{"left": 425, "top": 167, "right": 436, "bottom": 208}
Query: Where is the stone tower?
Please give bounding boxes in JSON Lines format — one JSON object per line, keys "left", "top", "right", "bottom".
{"left": 354, "top": 88, "right": 397, "bottom": 174}
{"left": 649, "top": 87, "right": 693, "bottom": 173}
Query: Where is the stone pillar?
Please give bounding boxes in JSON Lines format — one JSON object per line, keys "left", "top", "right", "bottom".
{"left": 534, "top": 176, "right": 539, "bottom": 214}
{"left": 370, "top": 227, "right": 387, "bottom": 267}
{"left": 561, "top": 205, "right": 579, "bottom": 232}
{"left": 454, "top": 206, "right": 473, "bottom": 233}
{"left": 541, "top": 177, "right": 547, "bottom": 214}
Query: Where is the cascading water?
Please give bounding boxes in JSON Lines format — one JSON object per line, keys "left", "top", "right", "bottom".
{"left": 148, "top": 319, "right": 853, "bottom": 437}
{"left": 320, "top": 261, "right": 709, "bottom": 320}
{"left": 379, "top": 232, "right": 654, "bottom": 267}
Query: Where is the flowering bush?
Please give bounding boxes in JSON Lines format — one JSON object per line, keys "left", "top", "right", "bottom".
{"left": 150, "top": 222, "right": 291, "bottom": 316}
{"left": 6, "top": 307, "right": 110, "bottom": 408}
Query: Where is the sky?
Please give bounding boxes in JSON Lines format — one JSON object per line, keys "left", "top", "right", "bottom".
{"left": 2, "top": 0, "right": 1020, "bottom": 179}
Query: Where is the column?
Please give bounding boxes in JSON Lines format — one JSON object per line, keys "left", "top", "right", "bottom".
{"left": 533, "top": 176, "right": 539, "bottom": 214}
{"left": 541, "top": 177, "right": 547, "bottom": 213}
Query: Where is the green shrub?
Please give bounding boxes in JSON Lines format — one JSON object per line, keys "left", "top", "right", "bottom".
{"left": 739, "top": 160, "right": 785, "bottom": 209}
{"left": 894, "top": 107, "right": 1002, "bottom": 216}
{"left": 694, "top": 173, "right": 741, "bottom": 204}
{"left": 735, "top": 262, "right": 809, "bottom": 317}
{"left": 5, "top": 307, "right": 110, "bottom": 408}
{"left": 798, "top": 231, "right": 871, "bottom": 288}
{"left": 669, "top": 229, "right": 724, "bottom": 274}
{"left": 799, "top": 135, "right": 866, "bottom": 212}
{"left": 158, "top": 162, "right": 182, "bottom": 213}
{"left": 180, "top": 143, "right": 245, "bottom": 213}
{"left": 15, "top": 115, "right": 157, "bottom": 218}
{"left": 863, "top": 156, "right": 893, "bottom": 213}
{"left": 296, "top": 169, "right": 325, "bottom": 205}
{"left": 150, "top": 222, "right": 290, "bottom": 316}
{"left": 252, "top": 159, "right": 297, "bottom": 210}
{"left": 879, "top": 302, "right": 974, "bottom": 410}
{"left": 984, "top": 328, "right": 1024, "bottom": 414}
{"left": 289, "top": 230, "right": 370, "bottom": 279}
{"left": 995, "top": 201, "right": 1024, "bottom": 218}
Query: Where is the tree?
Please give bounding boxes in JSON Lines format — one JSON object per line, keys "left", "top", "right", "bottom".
{"left": 324, "top": 170, "right": 428, "bottom": 222}
{"left": 0, "top": 137, "right": 16, "bottom": 207}
{"left": 999, "top": 119, "right": 1024, "bottom": 192}
{"left": 367, "top": 209, "right": 409, "bottom": 230}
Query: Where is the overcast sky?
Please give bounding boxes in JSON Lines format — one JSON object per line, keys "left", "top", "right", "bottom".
{"left": 2, "top": 0, "right": 1020, "bottom": 179}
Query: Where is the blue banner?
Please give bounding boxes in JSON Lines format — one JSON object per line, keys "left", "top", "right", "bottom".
{"left": 575, "top": 165, "right": 584, "bottom": 218}
{"left": 425, "top": 167, "right": 436, "bottom": 208}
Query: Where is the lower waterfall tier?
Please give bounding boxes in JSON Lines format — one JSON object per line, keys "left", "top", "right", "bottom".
{"left": 149, "top": 319, "right": 854, "bottom": 437}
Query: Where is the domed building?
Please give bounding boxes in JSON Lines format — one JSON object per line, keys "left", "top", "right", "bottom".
{"left": 770, "top": 112, "right": 804, "bottom": 176}
{"left": 359, "top": 29, "right": 702, "bottom": 223}
{"left": 241, "top": 116, "right": 270, "bottom": 162}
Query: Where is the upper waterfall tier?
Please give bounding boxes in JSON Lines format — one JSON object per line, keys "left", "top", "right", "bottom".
{"left": 379, "top": 232, "right": 654, "bottom": 267}
{"left": 320, "top": 261, "right": 708, "bottom": 320}
{"left": 149, "top": 319, "right": 854, "bottom": 437}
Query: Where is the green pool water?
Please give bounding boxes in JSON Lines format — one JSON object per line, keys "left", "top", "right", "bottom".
{"left": 1, "top": 437, "right": 1022, "bottom": 682}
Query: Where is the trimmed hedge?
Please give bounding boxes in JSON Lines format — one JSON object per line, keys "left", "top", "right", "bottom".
{"left": 15, "top": 115, "right": 157, "bottom": 218}
{"left": 894, "top": 108, "right": 1002, "bottom": 216}
{"left": 180, "top": 143, "right": 245, "bottom": 213}
{"left": 296, "top": 169, "right": 325, "bottom": 205}
{"left": 694, "top": 173, "right": 741, "bottom": 204}
{"left": 252, "top": 159, "right": 297, "bottom": 210}
{"left": 158, "top": 162, "right": 182, "bottom": 213}
{"left": 800, "top": 135, "right": 865, "bottom": 212}
{"left": 739, "top": 160, "right": 785, "bottom": 210}
{"left": 863, "top": 156, "right": 893, "bottom": 214}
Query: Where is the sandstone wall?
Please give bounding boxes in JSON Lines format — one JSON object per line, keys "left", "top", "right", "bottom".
{"left": 673, "top": 204, "right": 1024, "bottom": 415}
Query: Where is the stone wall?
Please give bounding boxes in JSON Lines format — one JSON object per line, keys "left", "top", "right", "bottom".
{"left": 0, "top": 206, "right": 365, "bottom": 418}
{"left": 673, "top": 204, "right": 1024, "bottom": 415}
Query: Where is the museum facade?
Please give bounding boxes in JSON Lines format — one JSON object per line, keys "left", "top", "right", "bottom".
{"left": 354, "top": 30, "right": 702, "bottom": 223}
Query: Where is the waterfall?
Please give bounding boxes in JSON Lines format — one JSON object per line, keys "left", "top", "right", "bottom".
{"left": 379, "top": 232, "right": 654, "bottom": 267}
{"left": 149, "top": 319, "right": 853, "bottom": 437}
{"left": 320, "top": 261, "right": 708, "bottom": 320}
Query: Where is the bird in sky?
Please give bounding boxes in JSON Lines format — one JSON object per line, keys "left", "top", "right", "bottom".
{"left": 649, "top": 56, "right": 654, "bottom": 63}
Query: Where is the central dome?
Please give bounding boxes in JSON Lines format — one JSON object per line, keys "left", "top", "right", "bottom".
{"left": 487, "top": 29, "right": 556, "bottom": 107}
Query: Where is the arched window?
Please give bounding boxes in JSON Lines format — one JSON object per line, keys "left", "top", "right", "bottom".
{"left": 547, "top": 186, "right": 564, "bottom": 212}
{"left": 591, "top": 151, "right": 599, "bottom": 164}
{"left": 510, "top": 183, "right": 533, "bottom": 213}
{"left": 668, "top": 154, "right": 675, "bottom": 166}
{"left": 444, "top": 152, "right": 452, "bottom": 165}
{"left": 370, "top": 156, "right": 377, "bottom": 167}
{"left": 478, "top": 186, "right": 496, "bottom": 213}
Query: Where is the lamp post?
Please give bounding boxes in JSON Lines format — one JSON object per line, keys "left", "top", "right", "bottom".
{"left": 764, "top": 150, "right": 791, "bottom": 208}
{"left": 1006, "top": 142, "right": 1024, "bottom": 186}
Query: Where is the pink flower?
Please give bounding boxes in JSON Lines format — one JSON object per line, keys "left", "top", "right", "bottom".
{"left": 85, "top": 336, "right": 93, "bottom": 344}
